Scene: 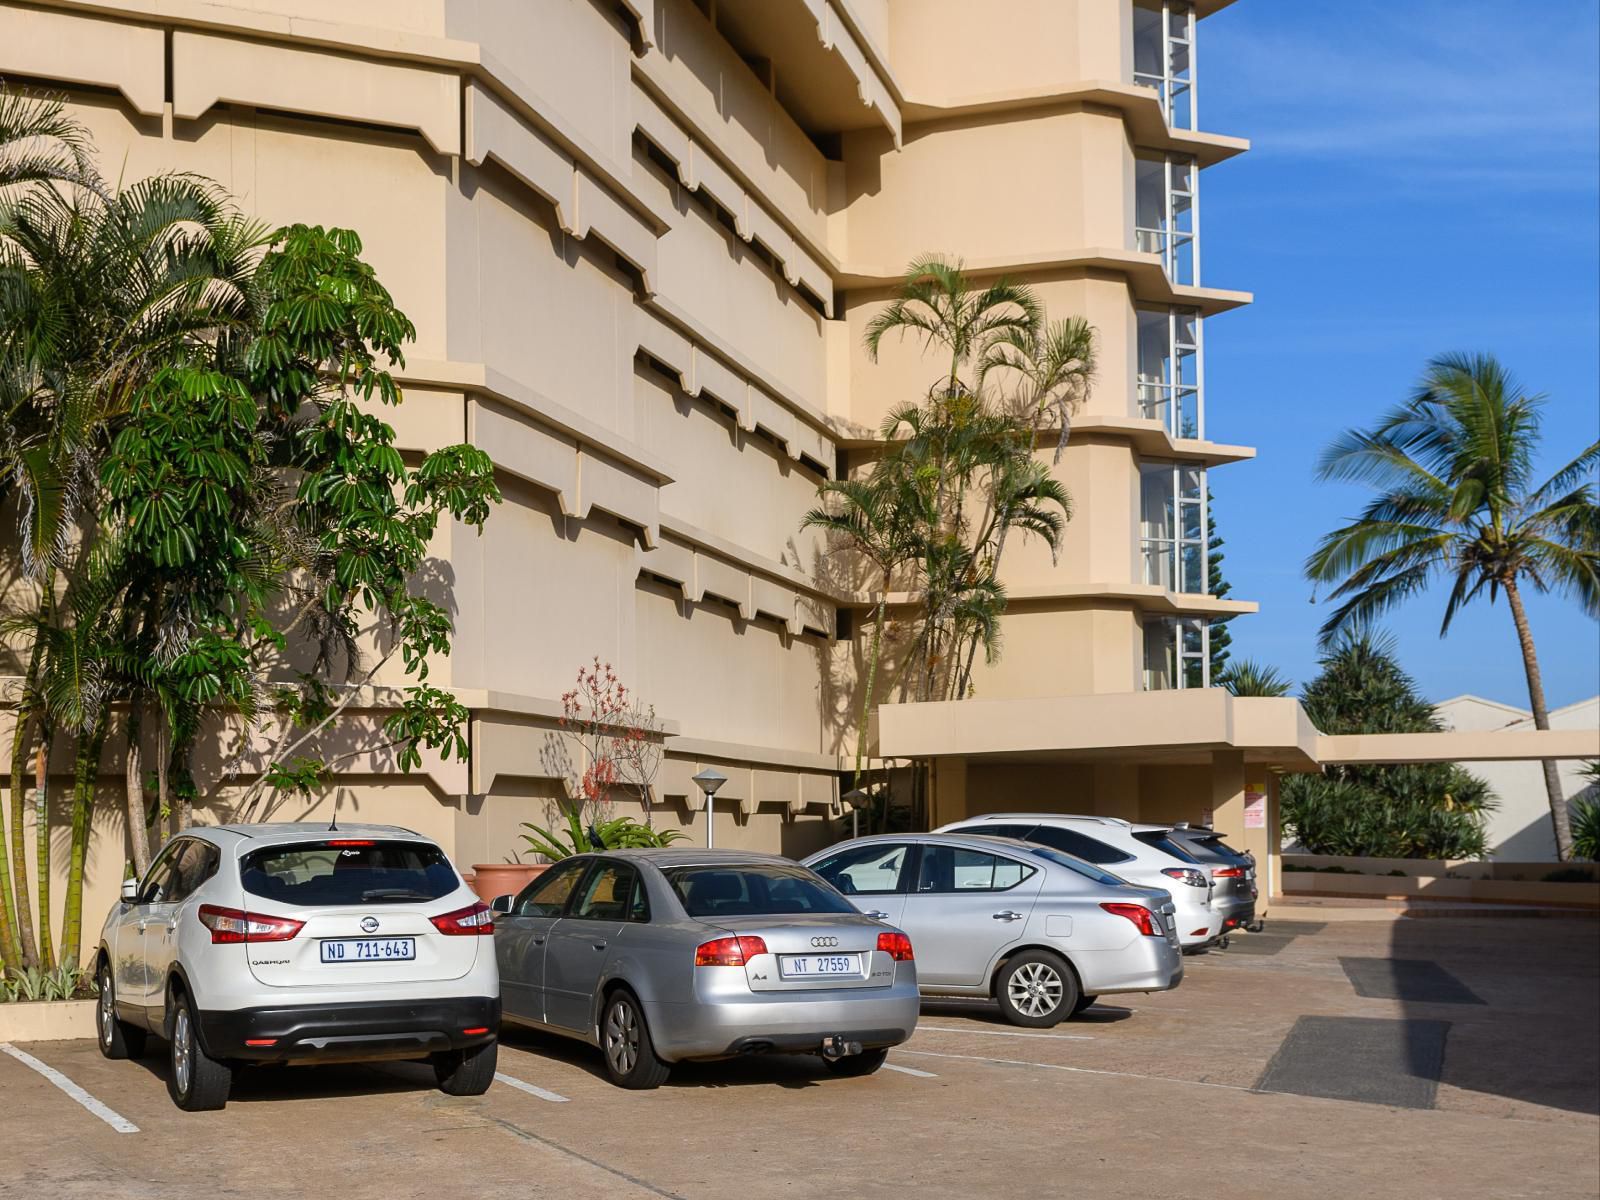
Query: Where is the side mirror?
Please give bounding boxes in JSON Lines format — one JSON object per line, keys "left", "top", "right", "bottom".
{"left": 121, "top": 879, "right": 139, "bottom": 903}
{"left": 490, "top": 894, "right": 514, "bottom": 915}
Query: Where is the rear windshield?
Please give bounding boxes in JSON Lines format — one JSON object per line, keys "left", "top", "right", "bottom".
{"left": 1025, "top": 845, "right": 1130, "bottom": 887}
{"left": 1197, "top": 835, "right": 1249, "bottom": 861}
{"left": 1131, "top": 830, "right": 1201, "bottom": 863}
{"left": 240, "top": 841, "right": 458, "bottom": 907}
{"left": 665, "top": 865, "right": 856, "bottom": 918}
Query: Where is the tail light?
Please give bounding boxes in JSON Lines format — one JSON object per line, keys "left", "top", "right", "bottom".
{"left": 1161, "top": 867, "right": 1209, "bottom": 888}
{"left": 197, "top": 905, "right": 303, "bottom": 944}
{"left": 876, "top": 931, "right": 914, "bottom": 961}
{"left": 1100, "top": 902, "right": 1159, "bottom": 937}
{"left": 695, "top": 935, "right": 768, "bottom": 966}
{"left": 431, "top": 902, "right": 495, "bottom": 936}
{"left": 1213, "top": 867, "right": 1244, "bottom": 878}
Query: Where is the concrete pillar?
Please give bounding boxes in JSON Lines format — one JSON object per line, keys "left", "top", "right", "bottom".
{"left": 929, "top": 757, "right": 968, "bottom": 830}
{"left": 1092, "top": 762, "right": 1141, "bottom": 820}
{"left": 1210, "top": 750, "right": 1273, "bottom": 897}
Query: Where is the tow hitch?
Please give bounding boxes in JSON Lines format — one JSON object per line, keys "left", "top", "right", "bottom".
{"left": 821, "top": 1035, "right": 863, "bottom": 1060}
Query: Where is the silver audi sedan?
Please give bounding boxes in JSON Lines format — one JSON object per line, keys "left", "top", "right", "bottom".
{"left": 804, "top": 833, "right": 1183, "bottom": 1027}
{"left": 490, "top": 848, "right": 919, "bottom": 1088}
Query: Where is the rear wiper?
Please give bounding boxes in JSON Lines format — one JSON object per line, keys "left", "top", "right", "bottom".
{"left": 360, "top": 888, "right": 434, "bottom": 901}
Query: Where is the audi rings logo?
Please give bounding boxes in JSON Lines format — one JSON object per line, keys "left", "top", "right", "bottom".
{"left": 360, "top": 916, "right": 380, "bottom": 933}
{"left": 809, "top": 936, "right": 839, "bottom": 948}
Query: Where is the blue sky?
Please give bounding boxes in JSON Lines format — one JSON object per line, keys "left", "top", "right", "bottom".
{"left": 1200, "top": 0, "right": 1600, "bottom": 710}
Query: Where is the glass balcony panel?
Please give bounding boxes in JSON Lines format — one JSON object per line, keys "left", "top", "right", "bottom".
{"left": 1180, "top": 543, "right": 1205, "bottom": 592}
{"left": 1182, "top": 654, "right": 1206, "bottom": 690}
{"left": 1179, "top": 464, "right": 1204, "bottom": 500}
{"left": 1144, "top": 623, "right": 1177, "bottom": 690}
{"left": 1172, "top": 236, "right": 1195, "bottom": 286}
{"left": 1178, "top": 391, "right": 1200, "bottom": 439}
{"left": 1143, "top": 542, "right": 1176, "bottom": 589}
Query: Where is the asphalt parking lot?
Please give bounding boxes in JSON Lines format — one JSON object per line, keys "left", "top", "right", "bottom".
{"left": 3, "top": 911, "right": 1596, "bottom": 1200}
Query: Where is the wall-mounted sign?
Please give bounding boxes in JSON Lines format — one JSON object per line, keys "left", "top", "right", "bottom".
{"left": 1244, "top": 780, "right": 1267, "bottom": 829}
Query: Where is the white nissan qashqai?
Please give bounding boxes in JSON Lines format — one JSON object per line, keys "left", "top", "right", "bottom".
{"left": 94, "top": 823, "right": 499, "bottom": 1111}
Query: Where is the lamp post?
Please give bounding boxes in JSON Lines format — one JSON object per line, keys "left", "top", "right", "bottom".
{"left": 692, "top": 768, "right": 727, "bottom": 848}
{"left": 842, "top": 787, "right": 869, "bottom": 839}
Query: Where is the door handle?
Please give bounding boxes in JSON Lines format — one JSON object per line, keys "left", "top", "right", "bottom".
{"left": 865, "top": 910, "right": 889, "bottom": 920}
{"left": 591, "top": 941, "right": 608, "bottom": 951}
{"left": 992, "top": 911, "right": 1023, "bottom": 922}
{"left": 532, "top": 937, "right": 545, "bottom": 945}
{"left": 135, "top": 920, "right": 148, "bottom": 932}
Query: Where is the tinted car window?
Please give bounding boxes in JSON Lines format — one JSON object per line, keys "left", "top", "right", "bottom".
{"left": 1194, "top": 835, "right": 1250, "bottom": 862}
{"left": 916, "top": 847, "right": 1036, "bottom": 893}
{"left": 240, "top": 840, "right": 458, "bottom": 906}
{"left": 137, "top": 841, "right": 184, "bottom": 903}
{"left": 1130, "top": 830, "right": 1201, "bottom": 863}
{"left": 666, "top": 865, "right": 856, "bottom": 917}
{"left": 1025, "top": 845, "right": 1130, "bottom": 887}
{"left": 811, "top": 844, "right": 912, "bottom": 895}
{"left": 165, "top": 840, "right": 219, "bottom": 903}
{"left": 514, "top": 859, "right": 588, "bottom": 916}
{"left": 1024, "top": 826, "right": 1134, "bottom": 865}
{"left": 571, "top": 862, "right": 644, "bottom": 922}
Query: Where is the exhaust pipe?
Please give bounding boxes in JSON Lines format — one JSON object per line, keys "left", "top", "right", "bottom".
{"left": 821, "top": 1035, "right": 862, "bottom": 1060}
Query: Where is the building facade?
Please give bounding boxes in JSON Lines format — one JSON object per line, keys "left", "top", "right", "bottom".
{"left": 2, "top": 0, "right": 1290, "bottom": 932}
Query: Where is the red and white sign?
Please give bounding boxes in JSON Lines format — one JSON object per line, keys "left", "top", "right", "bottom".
{"left": 1243, "top": 781, "right": 1267, "bottom": 829}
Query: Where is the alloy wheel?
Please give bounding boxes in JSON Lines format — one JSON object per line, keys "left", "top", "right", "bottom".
{"left": 1007, "top": 961, "right": 1064, "bottom": 1018}
{"left": 172, "top": 1007, "right": 193, "bottom": 1096}
{"left": 97, "top": 970, "right": 114, "bottom": 1046}
{"left": 604, "top": 999, "right": 639, "bottom": 1076}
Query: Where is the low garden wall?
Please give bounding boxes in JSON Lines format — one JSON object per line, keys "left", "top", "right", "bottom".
{"left": 0, "top": 1000, "right": 97, "bottom": 1043}
{"left": 1282, "top": 854, "right": 1599, "bottom": 908}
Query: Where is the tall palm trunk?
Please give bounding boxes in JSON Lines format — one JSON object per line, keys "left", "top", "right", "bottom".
{"left": 1505, "top": 579, "right": 1573, "bottom": 860}
{"left": 124, "top": 700, "right": 151, "bottom": 877}
{"left": 7, "top": 709, "right": 40, "bottom": 970}
{"left": 61, "top": 715, "right": 109, "bottom": 969}
{"left": 33, "top": 730, "right": 54, "bottom": 970}
{"left": 853, "top": 582, "right": 891, "bottom": 787}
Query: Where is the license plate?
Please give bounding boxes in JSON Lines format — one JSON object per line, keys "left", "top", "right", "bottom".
{"left": 779, "top": 953, "right": 861, "bottom": 978}
{"left": 320, "top": 937, "right": 416, "bottom": 962}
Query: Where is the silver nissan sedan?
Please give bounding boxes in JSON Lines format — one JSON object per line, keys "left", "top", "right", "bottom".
{"left": 490, "top": 848, "right": 919, "bottom": 1088}
{"left": 804, "top": 833, "right": 1183, "bottom": 1027}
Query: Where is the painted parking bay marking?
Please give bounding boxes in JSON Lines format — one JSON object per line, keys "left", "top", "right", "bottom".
{"left": 0, "top": 1042, "right": 139, "bottom": 1133}
{"left": 916, "top": 1025, "right": 1094, "bottom": 1041}
{"left": 495, "top": 1071, "right": 570, "bottom": 1103}
{"left": 881, "top": 1061, "right": 937, "bottom": 1078}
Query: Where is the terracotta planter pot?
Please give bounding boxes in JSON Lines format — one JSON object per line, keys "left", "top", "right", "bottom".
{"left": 470, "top": 862, "right": 549, "bottom": 904}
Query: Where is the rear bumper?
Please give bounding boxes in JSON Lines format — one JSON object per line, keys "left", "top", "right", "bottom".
{"left": 1073, "top": 936, "right": 1184, "bottom": 995}
{"left": 199, "top": 996, "right": 499, "bottom": 1064}
{"left": 1215, "top": 897, "right": 1257, "bottom": 930}
{"left": 642, "top": 981, "right": 921, "bottom": 1063}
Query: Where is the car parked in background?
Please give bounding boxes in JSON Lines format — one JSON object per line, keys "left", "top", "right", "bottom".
{"left": 490, "top": 849, "right": 919, "bottom": 1088}
{"left": 1164, "top": 823, "right": 1262, "bottom": 933}
{"left": 95, "top": 823, "right": 500, "bottom": 1111}
{"left": 933, "top": 815, "right": 1224, "bottom": 950}
{"left": 805, "top": 833, "right": 1183, "bottom": 1027}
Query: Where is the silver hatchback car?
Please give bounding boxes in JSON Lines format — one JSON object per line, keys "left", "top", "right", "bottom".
{"left": 491, "top": 849, "right": 919, "bottom": 1087}
{"left": 804, "top": 833, "right": 1183, "bottom": 1027}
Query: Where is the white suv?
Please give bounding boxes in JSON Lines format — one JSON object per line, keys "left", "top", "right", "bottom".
{"left": 934, "top": 814, "right": 1224, "bottom": 950}
{"left": 94, "top": 823, "right": 499, "bottom": 1111}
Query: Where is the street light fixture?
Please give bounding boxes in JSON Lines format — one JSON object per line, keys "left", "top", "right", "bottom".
{"left": 842, "top": 787, "right": 870, "bottom": 839}
{"left": 692, "top": 768, "right": 727, "bottom": 848}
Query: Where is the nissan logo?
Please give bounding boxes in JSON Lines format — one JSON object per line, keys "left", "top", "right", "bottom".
{"left": 360, "top": 916, "right": 380, "bottom": 933}
{"left": 810, "top": 936, "right": 839, "bottom": 948}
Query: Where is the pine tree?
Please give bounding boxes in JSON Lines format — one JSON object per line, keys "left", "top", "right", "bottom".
{"left": 1206, "top": 489, "right": 1233, "bottom": 681}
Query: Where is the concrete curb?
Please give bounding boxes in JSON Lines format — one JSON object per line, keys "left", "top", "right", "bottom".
{"left": 0, "top": 1000, "right": 97, "bottom": 1042}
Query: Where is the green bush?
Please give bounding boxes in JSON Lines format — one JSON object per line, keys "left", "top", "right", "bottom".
{"left": 1571, "top": 793, "right": 1600, "bottom": 862}
{"left": 1542, "top": 867, "right": 1597, "bottom": 884}
{"left": 520, "top": 811, "right": 686, "bottom": 861}
{"left": 1, "top": 965, "right": 92, "bottom": 1004}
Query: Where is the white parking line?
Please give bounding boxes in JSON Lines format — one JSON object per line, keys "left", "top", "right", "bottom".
{"left": 893, "top": 1047, "right": 1253, "bottom": 1094}
{"left": 916, "top": 1025, "right": 1094, "bottom": 1041}
{"left": 0, "top": 1042, "right": 140, "bottom": 1133}
{"left": 881, "top": 1061, "right": 937, "bottom": 1078}
{"left": 495, "top": 1071, "right": 571, "bottom": 1103}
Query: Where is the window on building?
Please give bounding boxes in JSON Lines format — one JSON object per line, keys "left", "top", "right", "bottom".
{"left": 1136, "top": 155, "right": 1198, "bottom": 286}
{"left": 1136, "top": 307, "right": 1202, "bottom": 438}
{"left": 1133, "top": 0, "right": 1196, "bottom": 130}
{"left": 1144, "top": 616, "right": 1209, "bottom": 690}
{"left": 1140, "top": 461, "right": 1207, "bottom": 594}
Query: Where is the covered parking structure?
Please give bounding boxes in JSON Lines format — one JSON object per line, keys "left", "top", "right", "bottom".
{"left": 872, "top": 690, "right": 1600, "bottom": 898}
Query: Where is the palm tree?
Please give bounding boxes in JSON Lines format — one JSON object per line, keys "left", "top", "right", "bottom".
{"left": 1218, "top": 659, "right": 1293, "bottom": 698}
{"left": 802, "top": 474, "right": 918, "bottom": 785}
{"left": 1306, "top": 353, "right": 1600, "bottom": 859}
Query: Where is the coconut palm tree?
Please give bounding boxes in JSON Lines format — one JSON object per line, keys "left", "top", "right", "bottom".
{"left": 1217, "top": 659, "right": 1293, "bottom": 698}
{"left": 1306, "top": 352, "right": 1600, "bottom": 859}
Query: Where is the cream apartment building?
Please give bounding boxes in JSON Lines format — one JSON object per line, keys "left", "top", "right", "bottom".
{"left": 5, "top": 0, "right": 1355, "bottom": 929}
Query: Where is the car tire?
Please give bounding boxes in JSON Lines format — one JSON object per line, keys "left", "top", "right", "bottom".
{"left": 433, "top": 1040, "right": 498, "bottom": 1096}
{"left": 166, "top": 991, "right": 232, "bottom": 1111}
{"left": 995, "top": 950, "right": 1078, "bottom": 1028}
{"left": 95, "top": 959, "right": 146, "bottom": 1061}
{"left": 599, "top": 989, "right": 670, "bottom": 1090}
{"left": 821, "top": 1047, "right": 889, "bottom": 1077}
{"left": 1070, "top": 993, "right": 1100, "bottom": 1017}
